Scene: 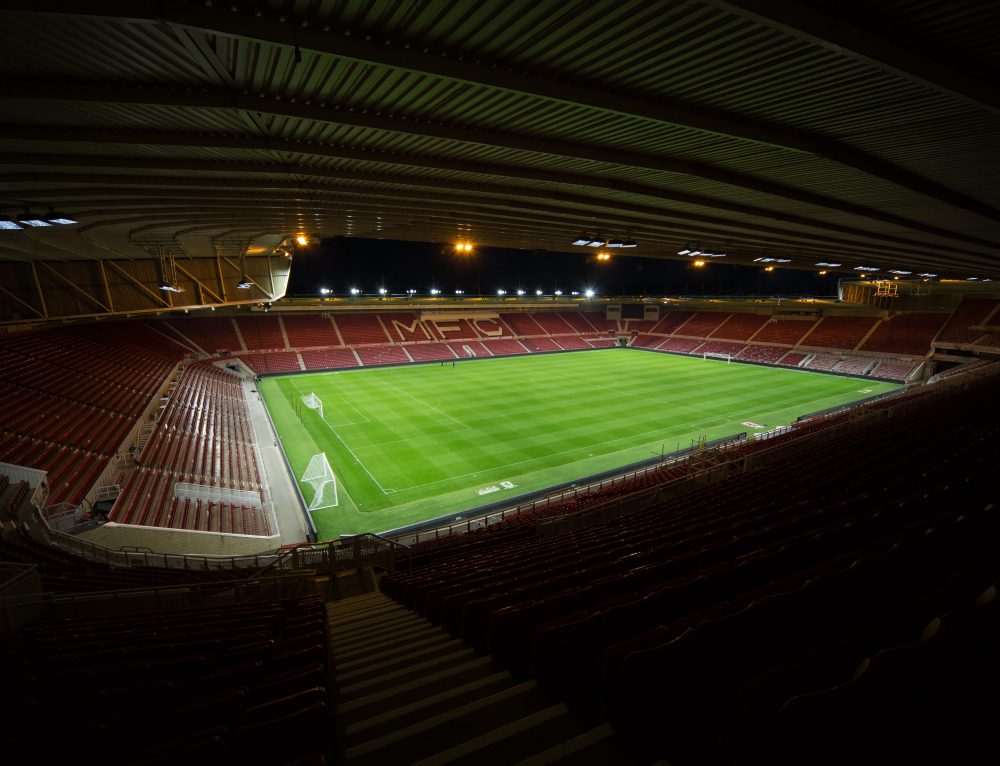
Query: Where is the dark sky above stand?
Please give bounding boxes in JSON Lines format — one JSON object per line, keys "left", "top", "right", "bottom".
{"left": 288, "top": 237, "right": 839, "bottom": 298}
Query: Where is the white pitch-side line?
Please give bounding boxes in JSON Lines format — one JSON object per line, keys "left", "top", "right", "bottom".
{"left": 392, "top": 386, "right": 474, "bottom": 431}
{"left": 338, "top": 397, "right": 371, "bottom": 424}
{"left": 289, "top": 380, "right": 393, "bottom": 495}
{"left": 359, "top": 400, "right": 790, "bottom": 495}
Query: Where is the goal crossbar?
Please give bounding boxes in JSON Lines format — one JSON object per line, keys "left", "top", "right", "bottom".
{"left": 703, "top": 352, "right": 732, "bottom": 363}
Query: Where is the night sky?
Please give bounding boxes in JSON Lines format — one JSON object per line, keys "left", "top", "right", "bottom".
{"left": 288, "top": 237, "right": 839, "bottom": 298}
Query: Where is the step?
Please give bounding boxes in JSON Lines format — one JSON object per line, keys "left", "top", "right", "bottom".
{"left": 411, "top": 703, "right": 580, "bottom": 766}
{"left": 330, "top": 610, "right": 426, "bottom": 642}
{"left": 336, "top": 633, "right": 463, "bottom": 673}
{"left": 344, "top": 680, "right": 550, "bottom": 766}
{"left": 513, "top": 722, "right": 666, "bottom": 766}
{"left": 337, "top": 647, "right": 478, "bottom": 701}
{"left": 333, "top": 623, "right": 448, "bottom": 662}
{"left": 329, "top": 600, "right": 404, "bottom": 624}
{"left": 327, "top": 592, "right": 386, "bottom": 613}
{"left": 343, "top": 671, "right": 515, "bottom": 748}
{"left": 336, "top": 656, "right": 498, "bottom": 723}
{"left": 336, "top": 637, "right": 466, "bottom": 684}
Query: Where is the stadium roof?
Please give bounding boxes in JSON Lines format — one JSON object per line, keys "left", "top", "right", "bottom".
{"left": 1, "top": 0, "right": 998, "bottom": 280}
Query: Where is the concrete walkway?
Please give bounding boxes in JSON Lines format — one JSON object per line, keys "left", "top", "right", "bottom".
{"left": 242, "top": 377, "right": 312, "bottom": 546}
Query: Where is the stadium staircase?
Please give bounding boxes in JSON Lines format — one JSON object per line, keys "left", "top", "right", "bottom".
{"left": 328, "top": 591, "right": 666, "bottom": 766}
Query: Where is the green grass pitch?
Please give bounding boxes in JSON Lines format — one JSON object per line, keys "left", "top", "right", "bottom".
{"left": 258, "top": 349, "right": 901, "bottom": 541}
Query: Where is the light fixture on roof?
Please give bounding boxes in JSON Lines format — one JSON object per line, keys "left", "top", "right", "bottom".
{"left": 596, "top": 252, "right": 611, "bottom": 261}
{"left": 754, "top": 257, "right": 790, "bottom": 263}
{"left": 0, "top": 217, "right": 23, "bottom": 230}
{"left": 158, "top": 281, "right": 183, "bottom": 293}
{"left": 573, "top": 235, "right": 594, "bottom": 246}
{"left": 677, "top": 247, "right": 692, "bottom": 255}
{"left": 17, "top": 210, "right": 52, "bottom": 227}
{"left": 236, "top": 275, "right": 254, "bottom": 290}
{"left": 816, "top": 262, "right": 841, "bottom": 268}
{"left": 917, "top": 273, "right": 937, "bottom": 278}
{"left": 853, "top": 266, "right": 880, "bottom": 272}
{"left": 46, "top": 209, "right": 77, "bottom": 225}
{"left": 888, "top": 270, "right": 912, "bottom": 275}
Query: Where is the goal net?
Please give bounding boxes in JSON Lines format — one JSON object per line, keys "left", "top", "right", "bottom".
{"left": 300, "top": 392, "right": 324, "bottom": 420}
{"left": 703, "top": 352, "right": 732, "bottom": 364}
{"left": 301, "top": 452, "right": 338, "bottom": 510}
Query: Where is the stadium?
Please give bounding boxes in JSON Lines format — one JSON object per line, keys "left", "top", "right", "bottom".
{"left": 1, "top": 2, "right": 998, "bottom": 764}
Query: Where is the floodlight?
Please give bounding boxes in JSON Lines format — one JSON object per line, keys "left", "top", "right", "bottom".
{"left": 237, "top": 275, "right": 254, "bottom": 289}
{"left": 350, "top": 287, "right": 360, "bottom": 295}
{"left": 584, "top": 289, "right": 595, "bottom": 298}
{"left": 319, "top": 287, "right": 330, "bottom": 295}
{"left": 0, "top": 218, "right": 23, "bottom": 230}
{"left": 554, "top": 290, "right": 562, "bottom": 296}
{"left": 17, "top": 212, "right": 51, "bottom": 227}
{"left": 517, "top": 289, "right": 525, "bottom": 296}
{"left": 430, "top": 288, "right": 440, "bottom": 295}
{"left": 536, "top": 289, "right": 543, "bottom": 296}
{"left": 46, "top": 210, "right": 77, "bottom": 225}
{"left": 497, "top": 289, "right": 506, "bottom": 295}
{"left": 378, "top": 287, "right": 387, "bottom": 295}
{"left": 296, "top": 235, "right": 309, "bottom": 246}
{"left": 571, "top": 291, "right": 579, "bottom": 296}
{"left": 407, "top": 288, "right": 417, "bottom": 294}
{"left": 455, "top": 289, "right": 464, "bottom": 295}
{"left": 158, "top": 282, "right": 183, "bottom": 293}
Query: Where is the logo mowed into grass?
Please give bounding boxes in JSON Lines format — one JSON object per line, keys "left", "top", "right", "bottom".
{"left": 477, "top": 480, "right": 516, "bottom": 496}
{"left": 742, "top": 421, "right": 765, "bottom": 429}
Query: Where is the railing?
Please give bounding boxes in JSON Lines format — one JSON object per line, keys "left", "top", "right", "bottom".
{"left": 259, "top": 532, "right": 413, "bottom": 575}
{"left": 46, "top": 526, "right": 282, "bottom": 571}
{"left": 0, "top": 571, "right": 318, "bottom": 631}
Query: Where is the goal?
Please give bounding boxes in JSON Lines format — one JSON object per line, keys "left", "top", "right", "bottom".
{"left": 299, "top": 392, "right": 324, "bottom": 420}
{"left": 301, "top": 452, "right": 338, "bottom": 510}
{"left": 703, "top": 352, "right": 732, "bottom": 364}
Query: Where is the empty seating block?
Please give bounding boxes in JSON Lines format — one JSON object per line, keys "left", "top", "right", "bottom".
{"left": 239, "top": 352, "right": 301, "bottom": 374}
{"left": 649, "top": 312, "right": 695, "bottom": 335}
{"left": 659, "top": 338, "right": 703, "bottom": 354}
{"left": 482, "top": 339, "right": 529, "bottom": 356}
{"left": 334, "top": 314, "right": 391, "bottom": 345}
{"left": 805, "top": 354, "right": 841, "bottom": 371}
{"left": 355, "top": 345, "right": 410, "bottom": 366}
{"left": 710, "top": 313, "right": 769, "bottom": 341}
{"left": 300, "top": 348, "right": 359, "bottom": 370}
{"left": 406, "top": 343, "right": 456, "bottom": 362}
{"left": 532, "top": 312, "right": 576, "bottom": 335}
{"left": 737, "top": 346, "right": 789, "bottom": 364}
{"left": 861, "top": 312, "right": 948, "bottom": 356}
{"left": 165, "top": 317, "right": 243, "bottom": 353}
{"left": 674, "top": 313, "right": 730, "bottom": 338}
{"left": 753, "top": 319, "right": 817, "bottom": 346}
{"left": 236, "top": 316, "right": 286, "bottom": 351}
{"left": 778, "top": 351, "right": 808, "bottom": 367}
{"left": 871, "top": 359, "right": 918, "bottom": 381}
{"left": 801, "top": 316, "right": 879, "bottom": 350}
{"left": 521, "top": 337, "right": 563, "bottom": 352}
{"left": 935, "top": 299, "right": 999, "bottom": 344}
{"left": 500, "top": 313, "right": 547, "bottom": 336}
{"left": 282, "top": 315, "right": 342, "bottom": 348}
{"left": 554, "top": 335, "right": 591, "bottom": 350}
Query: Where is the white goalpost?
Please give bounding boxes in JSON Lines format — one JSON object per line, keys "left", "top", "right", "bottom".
{"left": 703, "top": 352, "right": 732, "bottom": 364}
{"left": 301, "top": 452, "right": 338, "bottom": 510}
{"left": 300, "top": 392, "right": 324, "bottom": 420}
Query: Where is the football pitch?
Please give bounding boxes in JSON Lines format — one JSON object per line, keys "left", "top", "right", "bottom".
{"left": 259, "top": 349, "right": 901, "bottom": 540}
